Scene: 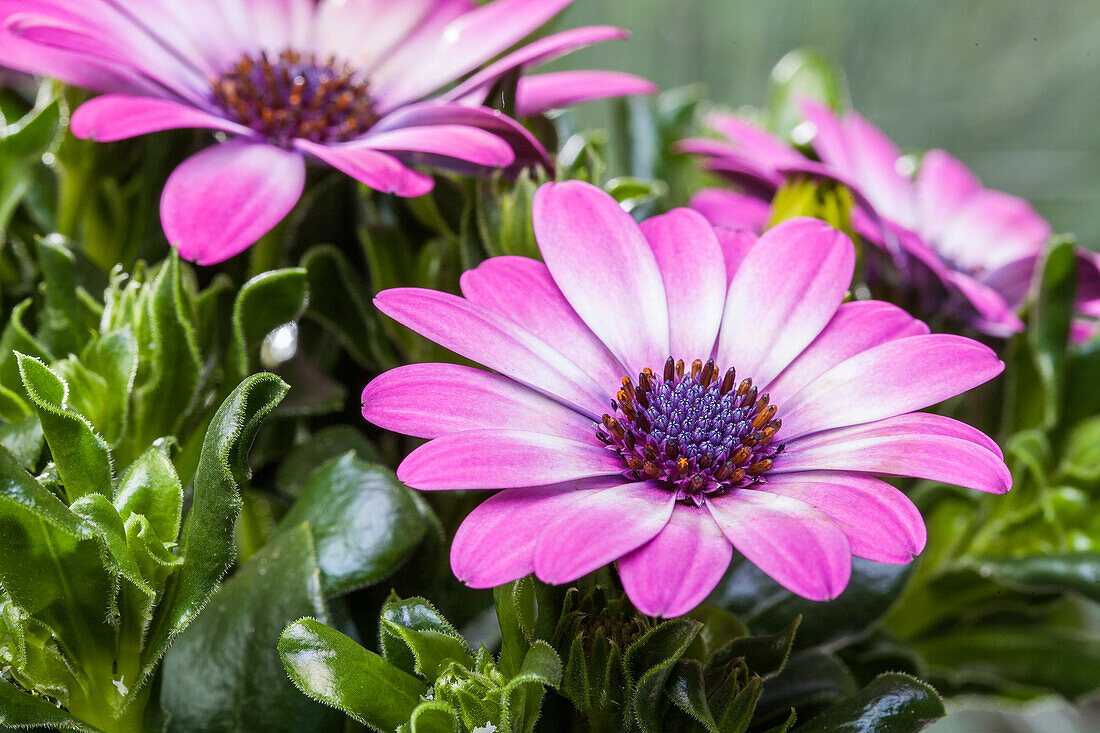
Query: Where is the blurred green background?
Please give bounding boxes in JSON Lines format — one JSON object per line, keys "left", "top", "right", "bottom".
{"left": 558, "top": 0, "right": 1100, "bottom": 246}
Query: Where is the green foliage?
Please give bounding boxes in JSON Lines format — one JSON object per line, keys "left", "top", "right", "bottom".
{"left": 280, "top": 592, "right": 561, "bottom": 733}
{"left": 0, "top": 370, "right": 286, "bottom": 732}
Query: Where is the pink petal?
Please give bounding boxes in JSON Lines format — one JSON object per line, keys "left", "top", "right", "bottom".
{"left": 800, "top": 99, "right": 855, "bottom": 174}
{"left": 690, "top": 188, "right": 770, "bottom": 234}
{"left": 707, "top": 112, "right": 805, "bottom": 169}
{"left": 618, "top": 505, "right": 733, "bottom": 618}
{"left": 764, "top": 300, "right": 929, "bottom": 405}
{"left": 534, "top": 481, "right": 675, "bottom": 584}
{"left": 842, "top": 112, "right": 916, "bottom": 227}
{"left": 946, "top": 269, "right": 1025, "bottom": 337}
{"left": 514, "top": 70, "right": 656, "bottom": 116}
{"left": 915, "top": 149, "right": 983, "bottom": 242}
{"left": 374, "top": 288, "right": 608, "bottom": 415}
{"left": 759, "top": 472, "right": 926, "bottom": 564}
{"left": 452, "top": 483, "right": 604, "bottom": 588}
{"left": 294, "top": 139, "right": 434, "bottom": 198}
{"left": 459, "top": 256, "right": 627, "bottom": 389}
{"left": 161, "top": 141, "right": 305, "bottom": 265}
{"left": 640, "top": 208, "right": 727, "bottom": 360}
{"left": 776, "top": 419, "right": 1011, "bottom": 494}
{"left": 71, "top": 94, "right": 255, "bottom": 142}
{"left": 366, "top": 0, "right": 476, "bottom": 86}
{"left": 315, "top": 0, "right": 438, "bottom": 73}
{"left": 362, "top": 363, "right": 595, "bottom": 441}
{"left": 361, "top": 123, "right": 515, "bottom": 168}
{"left": 371, "top": 102, "right": 550, "bottom": 170}
{"left": 716, "top": 218, "right": 855, "bottom": 387}
{"left": 533, "top": 181, "right": 670, "bottom": 374}
{"left": 936, "top": 189, "right": 1051, "bottom": 272}
{"left": 442, "top": 26, "right": 634, "bottom": 103}
{"left": 377, "top": 0, "right": 575, "bottom": 108}
{"left": 707, "top": 489, "right": 851, "bottom": 601}
{"left": 7, "top": 7, "right": 208, "bottom": 103}
{"left": 780, "top": 334, "right": 1004, "bottom": 439}
{"left": 398, "top": 430, "right": 623, "bottom": 491}
{"left": 715, "top": 227, "right": 759, "bottom": 285}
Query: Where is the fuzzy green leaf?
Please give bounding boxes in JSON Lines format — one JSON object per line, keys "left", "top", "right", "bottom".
{"left": 17, "top": 353, "right": 113, "bottom": 502}
{"left": 628, "top": 617, "right": 702, "bottom": 733}
{"left": 280, "top": 617, "right": 427, "bottom": 730}
{"left": 114, "top": 445, "right": 182, "bottom": 544}
{"left": 229, "top": 268, "right": 308, "bottom": 379}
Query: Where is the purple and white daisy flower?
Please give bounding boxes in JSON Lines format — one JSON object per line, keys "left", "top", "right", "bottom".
{"left": 362, "top": 180, "right": 1010, "bottom": 618}
{"left": 680, "top": 102, "right": 1100, "bottom": 339}
{"left": 0, "top": 0, "right": 655, "bottom": 264}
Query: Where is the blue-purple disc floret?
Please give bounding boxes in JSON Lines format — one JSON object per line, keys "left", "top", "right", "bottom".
{"left": 596, "top": 356, "right": 784, "bottom": 501}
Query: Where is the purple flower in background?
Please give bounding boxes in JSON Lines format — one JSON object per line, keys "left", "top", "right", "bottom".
{"left": 0, "top": 0, "right": 654, "bottom": 264}
{"left": 362, "top": 181, "right": 1010, "bottom": 617}
{"left": 681, "top": 103, "right": 1100, "bottom": 339}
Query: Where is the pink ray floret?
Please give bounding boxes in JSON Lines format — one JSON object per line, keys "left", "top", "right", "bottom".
{"left": 362, "top": 181, "right": 1012, "bottom": 617}
{"left": 0, "top": 0, "right": 655, "bottom": 264}
{"left": 679, "top": 101, "right": 1100, "bottom": 339}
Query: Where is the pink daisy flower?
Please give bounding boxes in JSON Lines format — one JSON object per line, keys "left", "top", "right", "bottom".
{"left": 680, "top": 102, "right": 1100, "bottom": 339}
{"left": 0, "top": 0, "right": 654, "bottom": 264}
{"left": 362, "top": 180, "right": 1011, "bottom": 618}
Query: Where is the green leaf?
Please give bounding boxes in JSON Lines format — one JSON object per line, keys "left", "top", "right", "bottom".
{"left": 73, "top": 329, "right": 138, "bottom": 447}
{"left": 1058, "top": 415, "right": 1100, "bottom": 483}
{"left": 381, "top": 620, "right": 474, "bottom": 682}
{"left": 0, "top": 300, "right": 51, "bottom": 395}
{"left": 277, "top": 453, "right": 427, "bottom": 596}
{"left": 0, "top": 414, "right": 43, "bottom": 469}
{"left": 755, "top": 650, "right": 855, "bottom": 722}
{"left": 131, "top": 254, "right": 202, "bottom": 452}
{"left": 795, "top": 673, "right": 945, "bottom": 733}
{"left": 628, "top": 617, "right": 702, "bottom": 733}
{"left": 142, "top": 374, "right": 288, "bottom": 682}
{"left": 717, "top": 676, "right": 763, "bottom": 733}
{"left": 35, "top": 236, "right": 86, "bottom": 358}
{"left": 1025, "top": 236, "right": 1076, "bottom": 430}
{"left": 161, "top": 523, "right": 339, "bottom": 732}
{"left": 301, "top": 246, "right": 391, "bottom": 368}
{"left": 229, "top": 268, "right": 308, "bottom": 379}
{"left": 500, "top": 641, "right": 562, "bottom": 733}
{"left": 407, "top": 701, "right": 460, "bottom": 733}
{"left": 17, "top": 353, "right": 113, "bottom": 502}
{"left": 764, "top": 48, "right": 850, "bottom": 141}
{"left": 494, "top": 578, "right": 537, "bottom": 679}
{"left": 715, "top": 618, "right": 801, "bottom": 680}
{"left": 275, "top": 425, "right": 381, "bottom": 497}
{"left": 964, "top": 553, "right": 1100, "bottom": 603}
{"left": 0, "top": 678, "right": 94, "bottom": 732}
{"left": 916, "top": 625, "right": 1100, "bottom": 697}
{"left": 380, "top": 595, "right": 467, "bottom": 677}
{"left": 714, "top": 558, "right": 908, "bottom": 650}
{"left": 69, "top": 492, "right": 154, "bottom": 601}
{"left": 0, "top": 97, "right": 60, "bottom": 160}
{"left": 666, "top": 660, "right": 718, "bottom": 733}
{"left": 114, "top": 445, "right": 182, "bottom": 543}
{"left": 280, "top": 618, "right": 427, "bottom": 730}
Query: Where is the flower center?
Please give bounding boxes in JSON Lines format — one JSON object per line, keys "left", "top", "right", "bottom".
{"left": 597, "top": 357, "right": 784, "bottom": 499}
{"left": 212, "top": 50, "right": 378, "bottom": 145}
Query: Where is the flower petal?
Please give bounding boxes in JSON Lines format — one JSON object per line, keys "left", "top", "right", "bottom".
{"left": 690, "top": 188, "right": 770, "bottom": 234}
{"left": 452, "top": 483, "right": 604, "bottom": 588}
{"left": 377, "top": 0, "right": 575, "bottom": 108}
{"left": 716, "top": 217, "right": 855, "bottom": 387}
{"left": 640, "top": 208, "right": 727, "bottom": 359}
{"left": 161, "top": 140, "right": 305, "bottom": 265}
{"left": 294, "top": 138, "right": 434, "bottom": 197}
{"left": 775, "top": 418, "right": 1011, "bottom": 494}
{"left": 715, "top": 227, "right": 758, "bottom": 285}
{"left": 371, "top": 102, "right": 550, "bottom": 170}
{"left": 361, "top": 124, "right": 515, "bottom": 168}
{"left": 759, "top": 472, "right": 926, "bottom": 564}
{"left": 315, "top": 0, "right": 438, "bottom": 71}
{"left": 765, "top": 300, "right": 929, "bottom": 405}
{"left": 787, "top": 412, "right": 1003, "bottom": 459}
{"left": 362, "top": 363, "right": 595, "bottom": 441}
{"left": 374, "top": 287, "right": 608, "bottom": 415}
{"left": 442, "top": 26, "right": 634, "bottom": 102}
{"left": 618, "top": 504, "right": 732, "bottom": 618}
{"left": 398, "top": 430, "right": 623, "bottom": 491}
{"left": 514, "top": 70, "right": 656, "bottom": 116}
{"left": 780, "top": 334, "right": 1004, "bottom": 439}
{"left": 915, "top": 149, "right": 983, "bottom": 242}
{"left": 534, "top": 481, "right": 675, "bottom": 584}
{"left": 71, "top": 94, "right": 254, "bottom": 142}
{"left": 533, "top": 181, "right": 670, "bottom": 375}
{"left": 459, "top": 256, "right": 627, "bottom": 389}
{"left": 707, "top": 489, "right": 851, "bottom": 601}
